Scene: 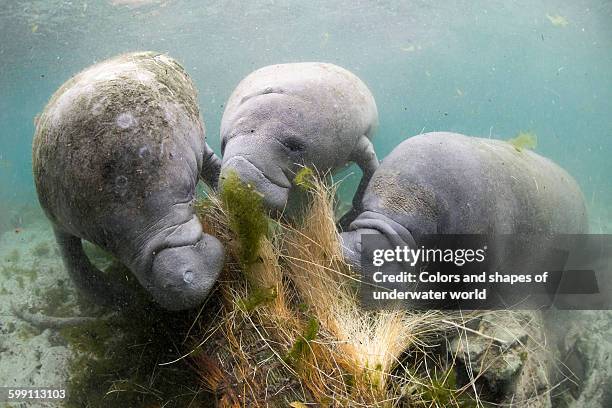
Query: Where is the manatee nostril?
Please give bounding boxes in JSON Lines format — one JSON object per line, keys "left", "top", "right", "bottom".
{"left": 183, "top": 270, "right": 194, "bottom": 284}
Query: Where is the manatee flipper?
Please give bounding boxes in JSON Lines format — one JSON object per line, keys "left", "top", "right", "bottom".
{"left": 54, "top": 228, "right": 130, "bottom": 308}
{"left": 201, "top": 142, "right": 222, "bottom": 190}
{"left": 338, "top": 135, "right": 379, "bottom": 230}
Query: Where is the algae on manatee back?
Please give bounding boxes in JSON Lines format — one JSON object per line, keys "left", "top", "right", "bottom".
{"left": 507, "top": 131, "right": 537, "bottom": 152}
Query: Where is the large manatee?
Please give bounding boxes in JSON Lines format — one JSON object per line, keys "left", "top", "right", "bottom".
{"left": 219, "top": 62, "right": 379, "bottom": 224}
{"left": 32, "top": 52, "right": 224, "bottom": 310}
{"left": 341, "top": 132, "right": 588, "bottom": 268}
{"left": 340, "top": 132, "right": 590, "bottom": 407}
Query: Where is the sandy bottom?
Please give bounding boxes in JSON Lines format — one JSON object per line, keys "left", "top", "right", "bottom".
{"left": 0, "top": 213, "right": 77, "bottom": 407}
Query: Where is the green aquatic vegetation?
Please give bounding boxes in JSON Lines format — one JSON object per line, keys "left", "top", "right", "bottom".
{"left": 61, "top": 299, "right": 213, "bottom": 408}
{"left": 59, "top": 319, "right": 115, "bottom": 359}
{"left": 294, "top": 167, "right": 316, "bottom": 190}
{"left": 4, "top": 248, "right": 20, "bottom": 263}
{"left": 17, "top": 325, "right": 39, "bottom": 341}
{"left": 284, "top": 317, "right": 319, "bottom": 366}
{"left": 39, "top": 280, "right": 73, "bottom": 316}
{"left": 24, "top": 270, "right": 37, "bottom": 282}
{"left": 57, "top": 258, "right": 212, "bottom": 407}
{"left": 23, "top": 265, "right": 38, "bottom": 282}
{"left": 370, "top": 362, "right": 385, "bottom": 389}
{"left": 237, "top": 286, "right": 277, "bottom": 312}
{"left": 220, "top": 170, "right": 269, "bottom": 266}
{"left": 194, "top": 194, "right": 214, "bottom": 216}
{"left": 32, "top": 241, "right": 50, "bottom": 257}
{"left": 406, "top": 368, "right": 480, "bottom": 408}
{"left": 0, "top": 264, "right": 38, "bottom": 286}
{"left": 507, "top": 131, "right": 537, "bottom": 152}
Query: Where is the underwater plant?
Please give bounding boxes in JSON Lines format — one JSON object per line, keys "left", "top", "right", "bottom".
{"left": 400, "top": 366, "right": 481, "bottom": 408}
{"left": 191, "top": 173, "right": 502, "bottom": 407}
{"left": 9, "top": 249, "right": 215, "bottom": 407}
{"left": 507, "top": 131, "right": 537, "bottom": 152}
{"left": 219, "top": 170, "right": 270, "bottom": 267}
{"left": 59, "top": 301, "right": 213, "bottom": 408}
{"left": 293, "top": 166, "right": 316, "bottom": 191}
{"left": 32, "top": 241, "right": 50, "bottom": 257}
{"left": 6, "top": 173, "right": 546, "bottom": 408}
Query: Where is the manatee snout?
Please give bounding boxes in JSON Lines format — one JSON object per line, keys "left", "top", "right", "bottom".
{"left": 220, "top": 154, "right": 292, "bottom": 215}
{"left": 150, "top": 234, "right": 224, "bottom": 311}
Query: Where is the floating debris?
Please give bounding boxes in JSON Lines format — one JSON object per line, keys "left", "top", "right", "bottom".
{"left": 507, "top": 131, "right": 538, "bottom": 152}
{"left": 400, "top": 44, "right": 422, "bottom": 52}
{"left": 546, "top": 14, "right": 569, "bottom": 27}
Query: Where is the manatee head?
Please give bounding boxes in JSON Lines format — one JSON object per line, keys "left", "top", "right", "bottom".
{"left": 219, "top": 89, "right": 341, "bottom": 216}
{"left": 149, "top": 233, "right": 224, "bottom": 311}
{"left": 219, "top": 62, "right": 378, "bottom": 217}
{"left": 118, "top": 198, "right": 225, "bottom": 311}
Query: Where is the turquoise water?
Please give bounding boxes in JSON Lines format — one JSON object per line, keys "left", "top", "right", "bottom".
{"left": 1, "top": 0, "right": 611, "bottom": 216}
{"left": 0, "top": 0, "right": 611, "bottom": 406}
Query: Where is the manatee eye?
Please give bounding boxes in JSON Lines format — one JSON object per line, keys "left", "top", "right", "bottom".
{"left": 281, "top": 137, "right": 305, "bottom": 153}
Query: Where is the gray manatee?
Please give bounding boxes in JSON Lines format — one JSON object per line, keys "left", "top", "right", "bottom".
{"left": 340, "top": 132, "right": 590, "bottom": 406}
{"left": 32, "top": 52, "right": 224, "bottom": 311}
{"left": 219, "top": 62, "right": 379, "bottom": 223}
{"left": 341, "top": 132, "right": 588, "bottom": 268}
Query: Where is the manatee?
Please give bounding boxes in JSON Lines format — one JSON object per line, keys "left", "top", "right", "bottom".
{"left": 219, "top": 62, "right": 379, "bottom": 224}
{"left": 341, "top": 132, "right": 588, "bottom": 269}
{"left": 32, "top": 51, "right": 224, "bottom": 310}
{"left": 339, "top": 132, "right": 589, "bottom": 406}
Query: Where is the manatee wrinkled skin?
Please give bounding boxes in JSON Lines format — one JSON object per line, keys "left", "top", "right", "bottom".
{"left": 32, "top": 51, "right": 224, "bottom": 311}
{"left": 341, "top": 132, "right": 588, "bottom": 269}
{"left": 339, "top": 132, "right": 590, "bottom": 406}
{"left": 219, "top": 62, "right": 379, "bottom": 224}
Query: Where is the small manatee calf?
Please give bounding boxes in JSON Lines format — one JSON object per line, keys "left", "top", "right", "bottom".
{"left": 341, "top": 132, "right": 588, "bottom": 269}
{"left": 32, "top": 51, "right": 224, "bottom": 310}
{"left": 219, "top": 62, "right": 379, "bottom": 224}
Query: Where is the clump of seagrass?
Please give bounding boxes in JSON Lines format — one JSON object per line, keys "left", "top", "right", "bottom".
{"left": 192, "top": 169, "right": 494, "bottom": 407}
